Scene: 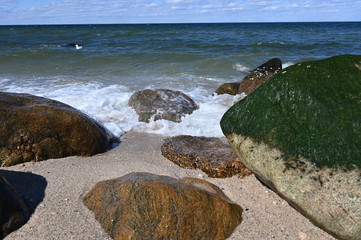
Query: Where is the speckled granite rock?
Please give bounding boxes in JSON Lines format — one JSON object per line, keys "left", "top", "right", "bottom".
{"left": 128, "top": 89, "right": 198, "bottom": 123}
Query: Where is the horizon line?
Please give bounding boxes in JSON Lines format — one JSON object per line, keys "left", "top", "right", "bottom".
{"left": 1, "top": 20, "right": 360, "bottom": 26}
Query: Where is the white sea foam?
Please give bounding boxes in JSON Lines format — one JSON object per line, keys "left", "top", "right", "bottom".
{"left": 133, "top": 91, "right": 245, "bottom": 137}
{"left": 1, "top": 79, "right": 242, "bottom": 138}
{"left": 233, "top": 63, "right": 251, "bottom": 72}
{"left": 283, "top": 62, "right": 294, "bottom": 69}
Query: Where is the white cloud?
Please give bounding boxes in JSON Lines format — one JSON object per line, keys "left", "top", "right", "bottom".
{"left": 1, "top": 0, "right": 361, "bottom": 24}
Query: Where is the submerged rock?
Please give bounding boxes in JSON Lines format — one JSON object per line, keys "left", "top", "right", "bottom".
{"left": 221, "top": 55, "right": 361, "bottom": 240}
{"left": 0, "top": 174, "right": 30, "bottom": 238}
{"left": 128, "top": 89, "right": 198, "bottom": 123}
{"left": 0, "top": 92, "right": 113, "bottom": 166}
{"left": 83, "top": 172, "right": 243, "bottom": 240}
{"left": 161, "top": 135, "right": 252, "bottom": 178}
{"left": 215, "top": 58, "right": 282, "bottom": 95}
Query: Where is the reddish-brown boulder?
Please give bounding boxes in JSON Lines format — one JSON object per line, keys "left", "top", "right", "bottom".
{"left": 0, "top": 92, "right": 113, "bottom": 166}
{"left": 161, "top": 135, "right": 252, "bottom": 178}
{"left": 83, "top": 172, "right": 243, "bottom": 240}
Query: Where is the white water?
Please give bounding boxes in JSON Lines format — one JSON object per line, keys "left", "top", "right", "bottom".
{"left": 1, "top": 79, "right": 244, "bottom": 138}
{"left": 0, "top": 63, "right": 292, "bottom": 138}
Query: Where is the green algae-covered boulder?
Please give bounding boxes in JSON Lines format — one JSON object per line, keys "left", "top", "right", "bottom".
{"left": 221, "top": 55, "right": 361, "bottom": 240}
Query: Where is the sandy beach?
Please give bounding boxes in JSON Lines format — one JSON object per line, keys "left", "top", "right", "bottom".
{"left": 2, "top": 131, "right": 336, "bottom": 240}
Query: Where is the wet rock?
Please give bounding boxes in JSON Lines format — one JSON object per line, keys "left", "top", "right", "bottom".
{"left": 0, "top": 174, "right": 29, "bottom": 238}
{"left": 221, "top": 55, "right": 361, "bottom": 240}
{"left": 0, "top": 92, "right": 113, "bottom": 166}
{"left": 161, "top": 135, "right": 252, "bottom": 178}
{"left": 83, "top": 172, "right": 243, "bottom": 240}
{"left": 128, "top": 89, "right": 198, "bottom": 123}
{"left": 215, "top": 58, "right": 282, "bottom": 95}
{"left": 214, "top": 82, "right": 240, "bottom": 95}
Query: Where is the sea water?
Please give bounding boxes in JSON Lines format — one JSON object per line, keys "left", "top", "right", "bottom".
{"left": 1, "top": 22, "right": 360, "bottom": 137}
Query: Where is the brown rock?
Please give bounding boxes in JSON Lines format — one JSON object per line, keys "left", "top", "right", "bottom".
{"left": 0, "top": 175, "right": 29, "bottom": 238}
{"left": 161, "top": 135, "right": 252, "bottom": 178}
{"left": 128, "top": 89, "right": 198, "bottom": 123}
{"left": 215, "top": 58, "right": 282, "bottom": 95}
{"left": 0, "top": 92, "right": 113, "bottom": 166}
{"left": 238, "top": 58, "right": 282, "bottom": 95}
{"left": 83, "top": 172, "right": 243, "bottom": 240}
{"left": 215, "top": 82, "right": 240, "bottom": 95}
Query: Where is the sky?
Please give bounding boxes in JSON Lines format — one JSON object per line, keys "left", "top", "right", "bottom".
{"left": 1, "top": 0, "right": 360, "bottom": 25}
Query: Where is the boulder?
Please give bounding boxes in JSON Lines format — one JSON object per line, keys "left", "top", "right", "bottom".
{"left": 83, "top": 172, "right": 243, "bottom": 240}
{"left": 221, "top": 55, "right": 361, "bottom": 240}
{"left": 0, "top": 174, "right": 30, "bottom": 238}
{"left": 161, "top": 135, "right": 252, "bottom": 178}
{"left": 215, "top": 58, "right": 282, "bottom": 95}
{"left": 128, "top": 89, "right": 198, "bottom": 123}
{"left": 0, "top": 92, "right": 113, "bottom": 166}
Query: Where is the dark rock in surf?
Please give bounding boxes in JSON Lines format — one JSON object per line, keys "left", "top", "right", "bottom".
{"left": 0, "top": 174, "right": 30, "bottom": 238}
{"left": 128, "top": 89, "right": 198, "bottom": 123}
{"left": 161, "top": 135, "right": 252, "bottom": 178}
{"left": 215, "top": 58, "right": 282, "bottom": 95}
{"left": 83, "top": 172, "right": 243, "bottom": 240}
{"left": 0, "top": 92, "right": 113, "bottom": 166}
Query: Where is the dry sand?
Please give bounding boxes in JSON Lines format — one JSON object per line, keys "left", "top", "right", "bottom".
{"left": 2, "top": 131, "right": 336, "bottom": 240}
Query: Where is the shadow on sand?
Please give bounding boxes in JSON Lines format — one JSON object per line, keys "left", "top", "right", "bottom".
{"left": 0, "top": 169, "right": 47, "bottom": 215}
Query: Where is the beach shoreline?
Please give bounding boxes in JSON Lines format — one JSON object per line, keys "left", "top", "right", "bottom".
{"left": 2, "top": 130, "right": 335, "bottom": 240}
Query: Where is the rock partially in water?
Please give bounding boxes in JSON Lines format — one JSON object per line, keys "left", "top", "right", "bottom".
{"left": 214, "top": 82, "right": 240, "bottom": 95}
{"left": 128, "top": 89, "right": 198, "bottom": 123}
{"left": 0, "top": 92, "right": 113, "bottom": 166}
{"left": 0, "top": 174, "right": 29, "bottom": 238}
{"left": 215, "top": 58, "right": 282, "bottom": 95}
{"left": 221, "top": 55, "right": 361, "bottom": 240}
{"left": 83, "top": 172, "right": 243, "bottom": 240}
{"left": 161, "top": 135, "right": 252, "bottom": 178}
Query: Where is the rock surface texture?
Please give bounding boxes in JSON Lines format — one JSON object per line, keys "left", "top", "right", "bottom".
{"left": 161, "top": 135, "right": 252, "bottom": 178}
{"left": 221, "top": 55, "right": 361, "bottom": 240}
{"left": 215, "top": 58, "right": 282, "bottom": 95}
{"left": 0, "top": 92, "right": 112, "bottom": 167}
{"left": 128, "top": 89, "right": 198, "bottom": 123}
{"left": 0, "top": 175, "right": 29, "bottom": 238}
{"left": 83, "top": 172, "right": 243, "bottom": 240}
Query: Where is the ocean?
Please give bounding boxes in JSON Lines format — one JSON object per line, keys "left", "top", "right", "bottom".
{"left": 1, "top": 22, "right": 360, "bottom": 138}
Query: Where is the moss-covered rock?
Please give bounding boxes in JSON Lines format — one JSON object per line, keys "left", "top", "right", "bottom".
{"left": 221, "top": 55, "right": 361, "bottom": 240}
{"left": 222, "top": 54, "right": 361, "bottom": 169}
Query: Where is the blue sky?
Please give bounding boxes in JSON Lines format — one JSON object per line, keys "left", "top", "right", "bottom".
{"left": 1, "top": 0, "right": 360, "bottom": 25}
